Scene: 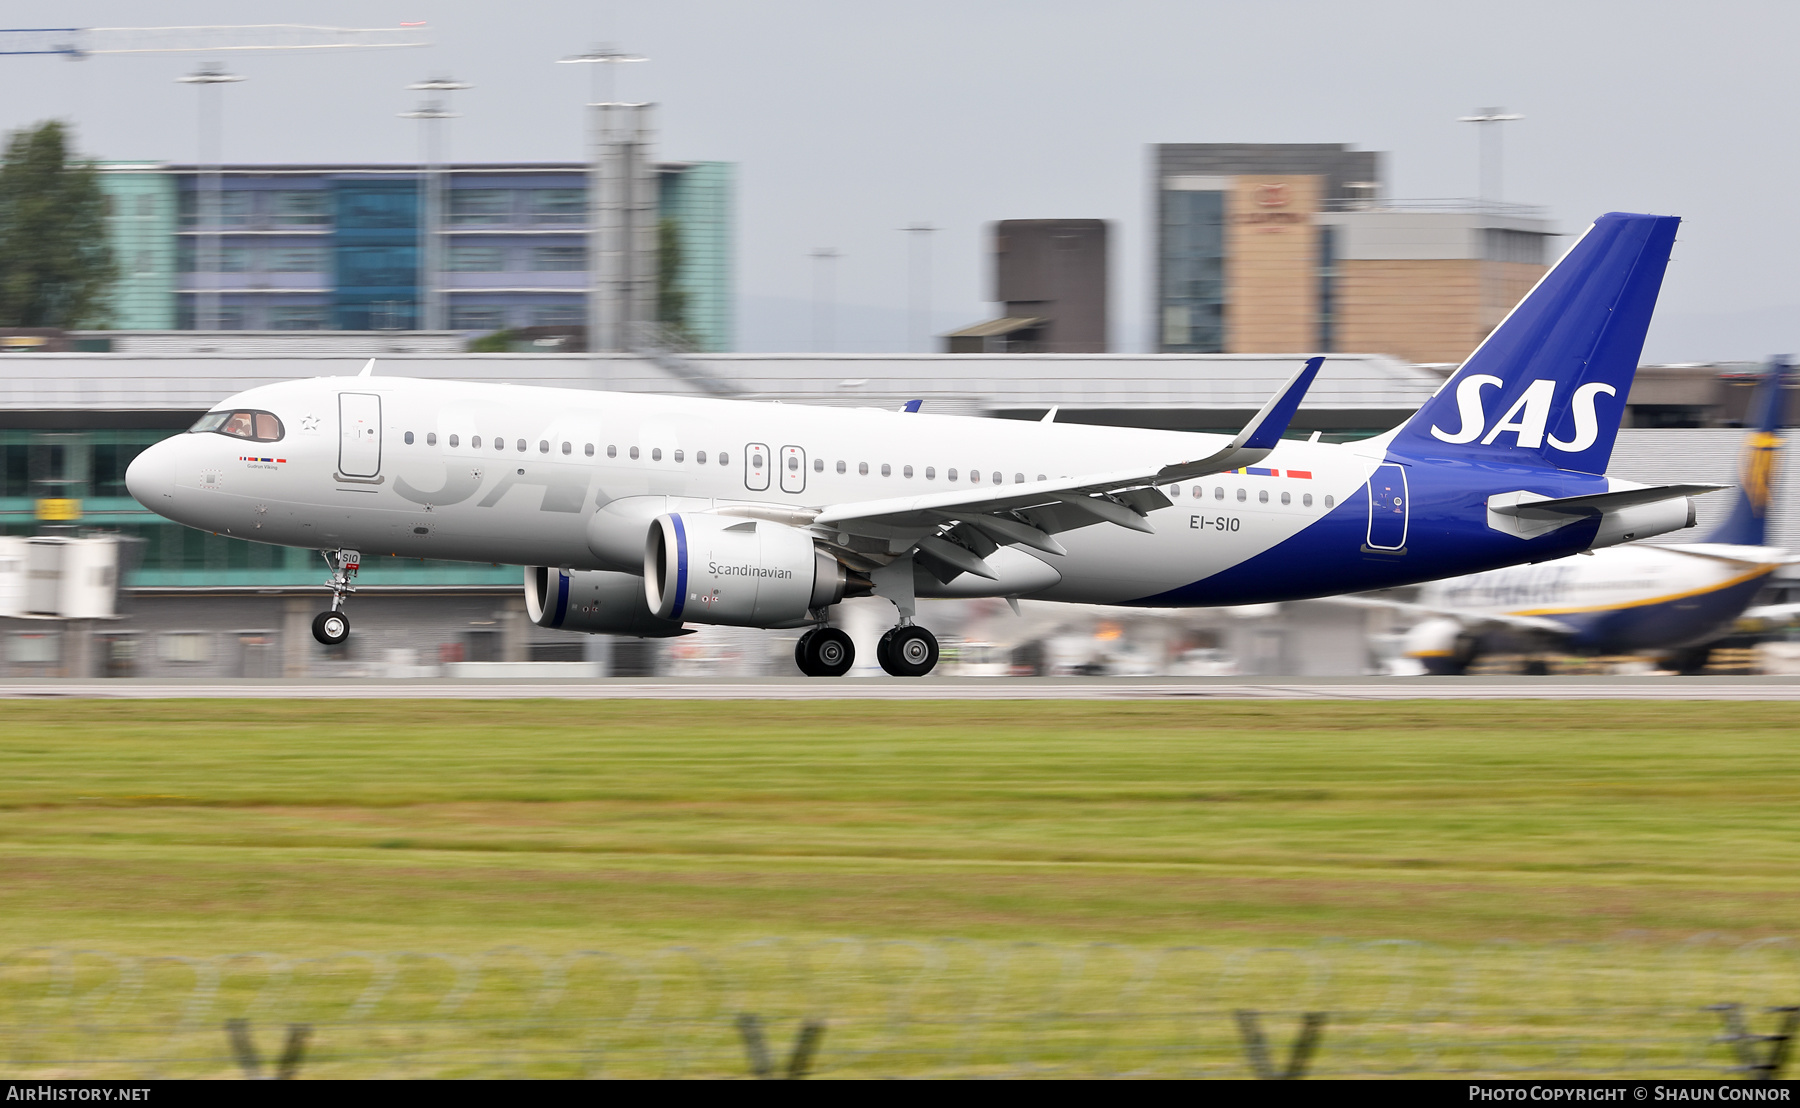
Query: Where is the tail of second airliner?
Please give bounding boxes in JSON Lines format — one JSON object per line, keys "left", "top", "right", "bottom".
{"left": 1705, "top": 358, "right": 1789, "bottom": 546}
{"left": 1391, "top": 211, "right": 1682, "bottom": 475}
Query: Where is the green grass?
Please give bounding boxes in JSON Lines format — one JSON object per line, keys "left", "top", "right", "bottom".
{"left": 1, "top": 700, "right": 1796, "bottom": 1076}
{"left": 2, "top": 699, "right": 1797, "bottom": 950}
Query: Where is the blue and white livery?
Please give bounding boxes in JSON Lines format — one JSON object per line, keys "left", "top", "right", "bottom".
{"left": 125, "top": 211, "right": 1717, "bottom": 677}
{"left": 1387, "top": 360, "right": 1795, "bottom": 674}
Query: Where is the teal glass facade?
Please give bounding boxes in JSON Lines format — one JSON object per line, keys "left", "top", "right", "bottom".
{"left": 658, "top": 162, "right": 735, "bottom": 352}
{"left": 97, "top": 165, "right": 178, "bottom": 330}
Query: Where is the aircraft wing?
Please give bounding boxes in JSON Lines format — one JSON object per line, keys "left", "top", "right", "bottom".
{"left": 1650, "top": 543, "right": 1800, "bottom": 567}
{"left": 1741, "top": 602, "right": 1800, "bottom": 624}
{"left": 1323, "top": 594, "right": 1576, "bottom": 636}
{"left": 812, "top": 357, "right": 1325, "bottom": 563}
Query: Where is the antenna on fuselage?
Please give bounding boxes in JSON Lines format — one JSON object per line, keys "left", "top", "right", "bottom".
{"left": 358, "top": 359, "right": 376, "bottom": 378}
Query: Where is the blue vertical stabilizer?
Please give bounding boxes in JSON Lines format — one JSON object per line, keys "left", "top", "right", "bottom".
{"left": 1705, "top": 359, "right": 1789, "bottom": 546}
{"left": 1392, "top": 212, "right": 1681, "bottom": 475}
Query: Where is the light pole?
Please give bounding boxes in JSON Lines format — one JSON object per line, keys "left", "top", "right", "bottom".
{"left": 901, "top": 224, "right": 936, "bottom": 352}
{"left": 1458, "top": 108, "right": 1523, "bottom": 207}
{"left": 177, "top": 64, "right": 244, "bottom": 331}
{"left": 557, "top": 43, "right": 646, "bottom": 106}
{"left": 558, "top": 45, "right": 646, "bottom": 363}
{"left": 402, "top": 77, "right": 470, "bottom": 332}
{"left": 810, "top": 248, "right": 840, "bottom": 353}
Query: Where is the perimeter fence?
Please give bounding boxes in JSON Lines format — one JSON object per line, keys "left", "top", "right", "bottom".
{"left": 3, "top": 937, "right": 1797, "bottom": 1079}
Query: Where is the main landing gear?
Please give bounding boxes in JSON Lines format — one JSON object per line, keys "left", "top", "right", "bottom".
{"left": 310, "top": 549, "right": 360, "bottom": 646}
{"left": 795, "top": 626, "right": 855, "bottom": 677}
{"left": 877, "top": 624, "right": 939, "bottom": 678}
{"left": 794, "top": 623, "right": 942, "bottom": 677}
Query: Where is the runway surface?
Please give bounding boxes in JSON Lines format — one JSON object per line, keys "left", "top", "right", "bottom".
{"left": 5, "top": 677, "right": 1800, "bottom": 699}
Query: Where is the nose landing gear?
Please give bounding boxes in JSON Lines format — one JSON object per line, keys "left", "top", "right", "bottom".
{"left": 311, "top": 549, "right": 360, "bottom": 646}
{"left": 877, "top": 624, "right": 939, "bottom": 677}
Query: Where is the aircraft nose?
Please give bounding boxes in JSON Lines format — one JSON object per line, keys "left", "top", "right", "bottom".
{"left": 125, "top": 438, "right": 179, "bottom": 508}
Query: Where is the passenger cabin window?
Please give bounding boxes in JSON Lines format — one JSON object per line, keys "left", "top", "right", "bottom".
{"left": 516, "top": 439, "right": 526, "bottom": 452}
{"left": 948, "top": 469, "right": 958, "bottom": 482}
{"left": 814, "top": 458, "right": 824, "bottom": 472}
{"left": 698, "top": 450, "right": 708, "bottom": 464}
{"left": 674, "top": 449, "right": 684, "bottom": 463}
{"left": 450, "top": 435, "right": 460, "bottom": 447}
{"left": 427, "top": 433, "right": 437, "bottom": 446}
{"left": 539, "top": 440, "right": 549, "bottom": 453}
{"left": 404, "top": 431, "right": 415, "bottom": 445}
{"left": 192, "top": 409, "right": 285, "bottom": 442}
{"left": 562, "top": 442, "right": 571, "bottom": 455}
{"left": 858, "top": 462, "right": 868, "bottom": 476}
{"left": 1325, "top": 495, "right": 1335, "bottom": 508}
{"left": 881, "top": 464, "right": 891, "bottom": 477}
{"left": 718, "top": 451, "right": 729, "bottom": 465}
{"left": 585, "top": 444, "right": 594, "bottom": 457}
{"left": 1259, "top": 490, "right": 1269, "bottom": 504}
{"left": 629, "top": 447, "right": 639, "bottom": 460}
{"left": 1303, "top": 493, "right": 1313, "bottom": 507}
{"left": 1236, "top": 488, "right": 1246, "bottom": 502}
{"left": 926, "top": 467, "right": 936, "bottom": 480}
{"left": 472, "top": 436, "right": 481, "bottom": 448}
{"left": 652, "top": 448, "right": 662, "bottom": 461}
{"left": 904, "top": 465, "right": 914, "bottom": 478}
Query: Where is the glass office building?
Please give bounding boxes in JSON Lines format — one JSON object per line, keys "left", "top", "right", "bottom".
{"left": 99, "top": 161, "right": 734, "bottom": 349}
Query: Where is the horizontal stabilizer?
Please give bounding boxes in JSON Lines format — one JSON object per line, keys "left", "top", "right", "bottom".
{"left": 1487, "top": 483, "right": 1728, "bottom": 520}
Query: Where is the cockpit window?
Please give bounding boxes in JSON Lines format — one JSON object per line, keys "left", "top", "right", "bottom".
{"left": 191, "top": 409, "right": 284, "bottom": 442}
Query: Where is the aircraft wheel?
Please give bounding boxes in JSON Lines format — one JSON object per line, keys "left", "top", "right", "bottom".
{"left": 879, "top": 625, "right": 938, "bottom": 677}
{"left": 794, "top": 629, "right": 818, "bottom": 674}
{"left": 1668, "top": 645, "right": 1712, "bottom": 675}
{"left": 312, "top": 610, "right": 350, "bottom": 646}
{"left": 801, "top": 627, "right": 855, "bottom": 677}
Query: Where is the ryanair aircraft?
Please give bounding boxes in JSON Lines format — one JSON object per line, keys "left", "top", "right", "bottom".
{"left": 1386, "top": 360, "right": 1795, "bottom": 674}
{"left": 126, "top": 211, "right": 1718, "bottom": 677}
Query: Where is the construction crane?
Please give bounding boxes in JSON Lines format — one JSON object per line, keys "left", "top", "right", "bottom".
{"left": 0, "top": 24, "right": 431, "bottom": 58}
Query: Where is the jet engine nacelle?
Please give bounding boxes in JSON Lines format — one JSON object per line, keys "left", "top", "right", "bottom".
{"left": 1587, "top": 497, "right": 1698, "bottom": 550}
{"left": 644, "top": 513, "right": 846, "bottom": 627}
{"left": 524, "top": 565, "right": 690, "bottom": 637}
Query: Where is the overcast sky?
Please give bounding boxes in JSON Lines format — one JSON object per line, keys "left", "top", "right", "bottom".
{"left": 1, "top": 0, "right": 1794, "bottom": 359}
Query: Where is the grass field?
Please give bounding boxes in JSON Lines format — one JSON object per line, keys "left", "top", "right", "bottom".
{"left": 2, "top": 699, "right": 1798, "bottom": 1076}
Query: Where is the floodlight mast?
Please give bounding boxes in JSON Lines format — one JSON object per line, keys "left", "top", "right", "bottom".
{"left": 811, "top": 248, "right": 841, "bottom": 353}
{"left": 1458, "top": 108, "right": 1524, "bottom": 207}
{"left": 559, "top": 44, "right": 647, "bottom": 367}
{"left": 902, "top": 224, "right": 937, "bottom": 353}
{"left": 558, "top": 43, "right": 646, "bottom": 105}
{"left": 177, "top": 64, "right": 244, "bottom": 332}
{"left": 402, "top": 78, "right": 472, "bottom": 332}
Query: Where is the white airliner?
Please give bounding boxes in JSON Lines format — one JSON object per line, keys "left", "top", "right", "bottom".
{"left": 1380, "top": 362, "right": 1797, "bottom": 674}
{"left": 127, "top": 212, "right": 1719, "bottom": 677}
